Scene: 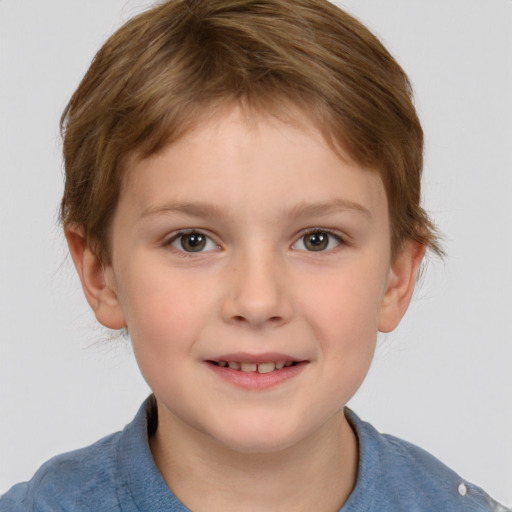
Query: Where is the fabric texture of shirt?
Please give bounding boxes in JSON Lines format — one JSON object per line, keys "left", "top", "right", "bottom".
{"left": 1, "top": 397, "right": 509, "bottom": 511}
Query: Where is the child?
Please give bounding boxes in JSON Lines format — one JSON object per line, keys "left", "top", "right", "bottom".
{"left": 1, "top": 0, "right": 509, "bottom": 510}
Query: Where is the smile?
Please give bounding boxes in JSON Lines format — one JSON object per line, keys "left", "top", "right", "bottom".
{"left": 206, "top": 355, "right": 308, "bottom": 390}
{"left": 208, "top": 360, "right": 298, "bottom": 373}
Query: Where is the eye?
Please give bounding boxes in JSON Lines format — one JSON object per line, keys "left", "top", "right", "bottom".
{"left": 169, "top": 231, "right": 218, "bottom": 253}
{"left": 293, "top": 230, "right": 342, "bottom": 252}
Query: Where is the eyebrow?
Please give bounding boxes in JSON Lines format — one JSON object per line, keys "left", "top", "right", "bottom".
{"left": 139, "top": 198, "right": 372, "bottom": 221}
{"left": 286, "top": 199, "right": 372, "bottom": 220}
{"left": 140, "top": 202, "right": 228, "bottom": 221}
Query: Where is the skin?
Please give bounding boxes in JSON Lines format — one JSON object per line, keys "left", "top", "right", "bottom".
{"left": 67, "top": 106, "right": 424, "bottom": 511}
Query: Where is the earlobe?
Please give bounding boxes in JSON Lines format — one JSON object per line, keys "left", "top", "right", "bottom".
{"left": 378, "top": 241, "right": 426, "bottom": 333}
{"left": 65, "top": 226, "right": 126, "bottom": 330}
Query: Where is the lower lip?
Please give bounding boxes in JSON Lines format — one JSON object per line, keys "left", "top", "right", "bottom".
{"left": 206, "top": 362, "right": 307, "bottom": 390}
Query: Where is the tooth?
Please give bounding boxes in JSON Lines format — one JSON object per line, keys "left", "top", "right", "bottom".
{"left": 257, "top": 362, "right": 276, "bottom": 374}
{"left": 275, "top": 361, "right": 285, "bottom": 369}
{"left": 284, "top": 361, "right": 293, "bottom": 367}
{"left": 218, "top": 361, "right": 227, "bottom": 367}
{"left": 228, "top": 361, "right": 241, "bottom": 370}
{"left": 241, "top": 362, "right": 257, "bottom": 372}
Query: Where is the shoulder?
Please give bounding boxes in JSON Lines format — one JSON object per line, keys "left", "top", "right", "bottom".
{"left": 376, "top": 431, "right": 500, "bottom": 510}
{"left": 1, "top": 398, "right": 186, "bottom": 512}
{"left": 0, "top": 431, "right": 124, "bottom": 512}
{"left": 344, "top": 409, "right": 510, "bottom": 512}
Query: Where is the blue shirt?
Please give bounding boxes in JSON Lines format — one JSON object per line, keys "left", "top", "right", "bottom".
{"left": 1, "top": 397, "right": 509, "bottom": 511}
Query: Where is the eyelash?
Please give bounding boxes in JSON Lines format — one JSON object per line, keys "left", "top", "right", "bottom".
{"left": 292, "top": 229, "right": 345, "bottom": 252}
{"left": 164, "top": 228, "right": 346, "bottom": 255}
{"left": 165, "top": 230, "right": 219, "bottom": 255}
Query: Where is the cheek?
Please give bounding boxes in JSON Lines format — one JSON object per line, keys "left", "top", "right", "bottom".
{"left": 297, "top": 263, "right": 385, "bottom": 389}
{"left": 117, "top": 266, "right": 216, "bottom": 368}
{"left": 299, "top": 262, "right": 387, "bottom": 338}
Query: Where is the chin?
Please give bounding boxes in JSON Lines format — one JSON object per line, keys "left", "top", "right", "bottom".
{"left": 208, "top": 416, "right": 308, "bottom": 455}
{"left": 217, "top": 434, "right": 300, "bottom": 455}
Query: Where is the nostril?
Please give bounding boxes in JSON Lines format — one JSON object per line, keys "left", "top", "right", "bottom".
{"left": 231, "top": 314, "right": 283, "bottom": 324}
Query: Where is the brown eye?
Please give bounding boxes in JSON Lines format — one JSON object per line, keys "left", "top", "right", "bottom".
{"left": 180, "top": 232, "right": 206, "bottom": 252}
{"left": 292, "top": 230, "right": 342, "bottom": 252}
{"left": 169, "top": 231, "right": 217, "bottom": 253}
{"left": 303, "top": 232, "right": 329, "bottom": 251}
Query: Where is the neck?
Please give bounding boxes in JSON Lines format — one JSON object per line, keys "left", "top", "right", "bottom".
{"left": 149, "top": 401, "right": 358, "bottom": 512}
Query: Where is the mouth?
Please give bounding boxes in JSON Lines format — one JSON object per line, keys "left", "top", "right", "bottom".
{"left": 205, "top": 353, "right": 309, "bottom": 390}
{"left": 207, "top": 360, "right": 301, "bottom": 374}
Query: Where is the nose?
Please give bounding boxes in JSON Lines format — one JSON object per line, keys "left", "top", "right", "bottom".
{"left": 221, "top": 251, "right": 293, "bottom": 329}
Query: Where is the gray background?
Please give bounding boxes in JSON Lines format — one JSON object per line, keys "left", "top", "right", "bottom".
{"left": 1, "top": 0, "right": 511, "bottom": 504}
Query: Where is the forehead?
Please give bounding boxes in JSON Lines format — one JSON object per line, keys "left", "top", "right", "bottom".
{"left": 119, "top": 105, "right": 388, "bottom": 226}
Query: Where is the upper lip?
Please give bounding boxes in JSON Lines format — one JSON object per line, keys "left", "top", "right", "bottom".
{"left": 207, "top": 352, "right": 306, "bottom": 364}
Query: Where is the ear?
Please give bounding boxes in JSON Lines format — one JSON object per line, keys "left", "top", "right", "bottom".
{"left": 65, "top": 225, "right": 126, "bottom": 330}
{"left": 378, "top": 240, "right": 426, "bottom": 333}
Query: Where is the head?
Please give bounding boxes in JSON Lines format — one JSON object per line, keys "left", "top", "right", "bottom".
{"left": 60, "top": 0, "right": 441, "bottom": 265}
{"left": 61, "top": 0, "right": 441, "bottom": 453}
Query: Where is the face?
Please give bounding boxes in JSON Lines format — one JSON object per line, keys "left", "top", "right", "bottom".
{"left": 97, "top": 107, "right": 418, "bottom": 454}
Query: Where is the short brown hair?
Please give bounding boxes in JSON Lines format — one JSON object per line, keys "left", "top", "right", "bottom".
{"left": 60, "top": 0, "right": 442, "bottom": 262}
